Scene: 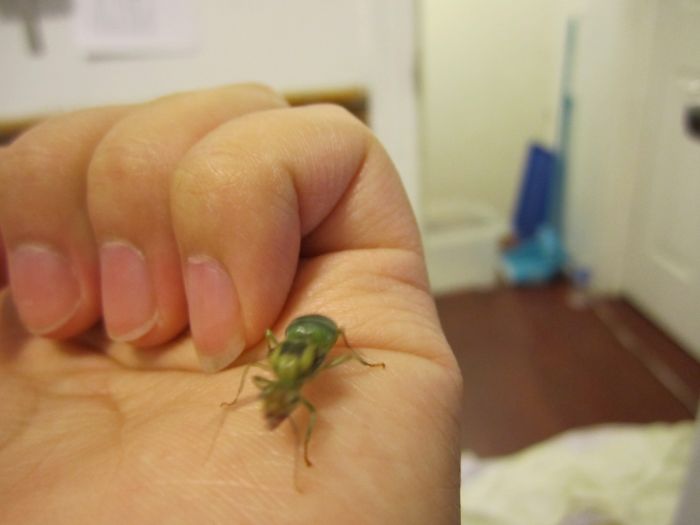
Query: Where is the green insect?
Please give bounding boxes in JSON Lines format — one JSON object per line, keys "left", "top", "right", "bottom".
{"left": 221, "top": 314, "right": 385, "bottom": 466}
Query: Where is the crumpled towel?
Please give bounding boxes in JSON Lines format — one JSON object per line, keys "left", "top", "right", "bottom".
{"left": 460, "top": 421, "right": 694, "bottom": 525}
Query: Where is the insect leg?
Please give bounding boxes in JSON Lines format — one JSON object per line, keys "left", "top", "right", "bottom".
{"left": 320, "top": 353, "right": 354, "bottom": 370}
{"left": 338, "top": 329, "right": 386, "bottom": 368}
{"left": 252, "top": 375, "right": 273, "bottom": 389}
{"left": 300, "top": 397, "right": 317, "bottom": 467}
{"left": 351, "top": 348, "right": 385, "bottom": 368}
{"left": 220, "top": 362, "right": 269, "bottom": 407}
{"left": 265, "top": 329, "right": 280, "bottom": 354}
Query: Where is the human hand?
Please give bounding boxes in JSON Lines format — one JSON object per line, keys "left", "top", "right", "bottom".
{"left": 0, "top": 85, "right": 461, "bottom": 524}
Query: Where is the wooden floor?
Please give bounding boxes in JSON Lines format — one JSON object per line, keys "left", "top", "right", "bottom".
{"left": 435, "top": 281, "right": 700, "bottom": 457}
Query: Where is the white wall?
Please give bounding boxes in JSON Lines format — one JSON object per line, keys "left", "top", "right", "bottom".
{"left": 0, "top": 0, "right": 419, "bottom": 211}
{"left": 420, "top": 0, "right": 565, "bottom": 223}
{"left": 418, "top": 0, "right": 660, "bottom": 294}
{"left": 0, "top": 1, "right": 368, "bottom": 116}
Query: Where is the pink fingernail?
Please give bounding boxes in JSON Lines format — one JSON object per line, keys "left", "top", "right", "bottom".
{"left": 100, "top": 241, "right": 157, "bottom": 341}
{"left": 185, "top": 256, "right": 245, "bottom": 373}
{"left": 8, "top": 244, "right": 82, "bottom": 334}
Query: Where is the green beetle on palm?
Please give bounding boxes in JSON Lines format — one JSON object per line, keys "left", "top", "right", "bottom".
{"left": 221, "top": 314, "right": 385, "bottom": 466}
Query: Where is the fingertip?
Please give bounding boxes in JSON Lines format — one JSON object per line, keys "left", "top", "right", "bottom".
{"left": 184, "top": 255, "right": 246, "bottom": 373}
{"left": 8, "top": 244, "right": 83, "bottom": 335}
{"left": 198, "top": 337, "right": 245, "bottom": 373}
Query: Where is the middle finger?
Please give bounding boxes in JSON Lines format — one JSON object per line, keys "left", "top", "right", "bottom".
{"left": 87, "top": 84, "right": 288, "bottom": 345}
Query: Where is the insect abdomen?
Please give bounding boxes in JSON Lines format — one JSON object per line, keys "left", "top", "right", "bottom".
{"left": 285, "top": 315, "right": 339, "bottom": 352}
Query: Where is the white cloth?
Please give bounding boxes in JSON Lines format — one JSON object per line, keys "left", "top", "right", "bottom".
{"left": 460, "top": 421, "right": 694, "bottom": 525}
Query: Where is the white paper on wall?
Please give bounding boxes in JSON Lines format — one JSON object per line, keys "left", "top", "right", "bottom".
{"left": 73, "top": 0, "right": 197, "bottom": 58}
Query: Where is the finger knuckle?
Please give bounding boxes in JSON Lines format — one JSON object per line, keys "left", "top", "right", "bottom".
{"left": 0, "top": 128, "right": 70, "bottom": 203}
{"left": 90, "top": 131, "right": 163, "bottom": 187}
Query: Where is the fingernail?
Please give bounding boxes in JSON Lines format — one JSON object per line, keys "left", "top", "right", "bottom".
{"left": 8, "top": 244, "right": 81, "bottom": 334}
{"left": 100, "top": 241, "right": 158, "bottom": 341}
{"left": 185, "top": 255, "right": 245, "bottom": 373}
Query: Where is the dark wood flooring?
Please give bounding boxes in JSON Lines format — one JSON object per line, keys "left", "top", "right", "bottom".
{"left": 435, "top": 281, "right": 700, "bottom": 457}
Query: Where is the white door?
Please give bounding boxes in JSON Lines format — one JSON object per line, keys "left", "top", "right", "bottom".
{"left": 623, "top": 0, "right": 700, "bottom": 359}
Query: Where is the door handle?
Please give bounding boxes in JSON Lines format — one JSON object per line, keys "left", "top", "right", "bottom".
{"left": 687, "top": 106, "right": 700, "bottom": 139}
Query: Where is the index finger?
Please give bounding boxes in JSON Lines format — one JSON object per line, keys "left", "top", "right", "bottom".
{"left": 170, "top": 104, "right": 443, "bottom": 371}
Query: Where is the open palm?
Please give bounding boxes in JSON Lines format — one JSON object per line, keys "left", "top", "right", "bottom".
{"left": 0, "top": 86, "right": 461, "bottom": 525}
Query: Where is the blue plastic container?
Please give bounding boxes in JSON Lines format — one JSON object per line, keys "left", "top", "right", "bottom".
{"left": 512, "top": 144, "right": 555, "bottom": 240}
